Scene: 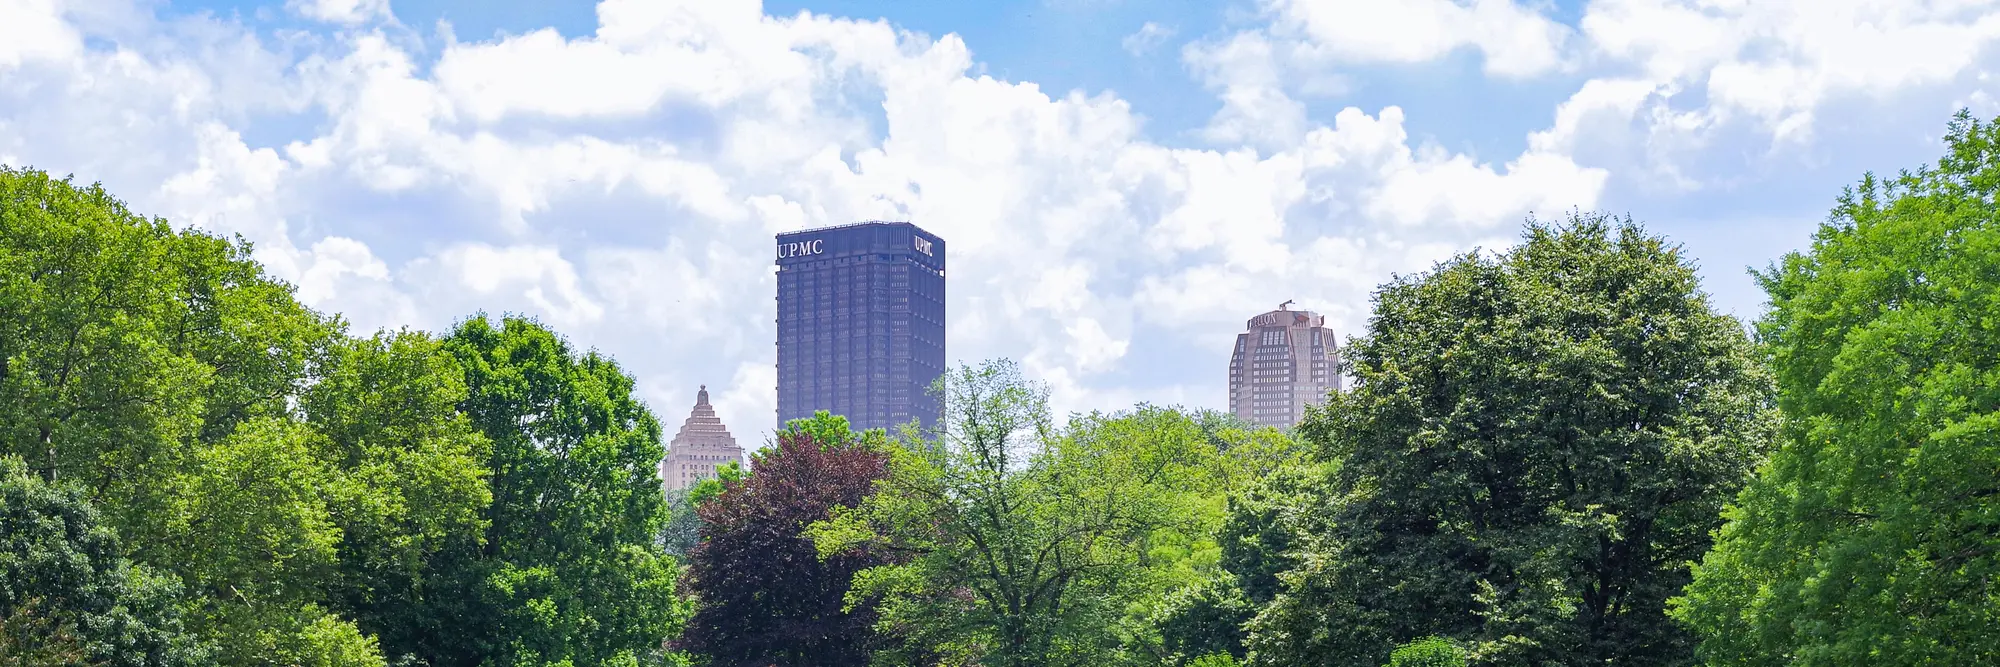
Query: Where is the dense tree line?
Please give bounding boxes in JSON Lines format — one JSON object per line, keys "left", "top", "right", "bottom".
{"left": 0, "top": 166, "right": 686, "bottom": 666}
{"left": 5, "top": 110, "right": 1999, "bottom": 667}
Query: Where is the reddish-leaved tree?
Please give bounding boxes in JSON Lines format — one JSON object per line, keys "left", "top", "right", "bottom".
{"left": 675, "top": 426, "right": 894, "bottom": 666}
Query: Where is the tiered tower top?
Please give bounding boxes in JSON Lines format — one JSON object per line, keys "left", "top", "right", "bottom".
{"left": 660, "top": 384, "right": 745, "bottom": 491}
{"left": 672, "top": 385, "right": 738, "bottom": 450}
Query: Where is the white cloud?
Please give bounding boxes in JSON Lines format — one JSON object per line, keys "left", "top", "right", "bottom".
{"left": 1122, "top": 22, "right": 1176, "bottom": 57}
{"left": 1267, "top": 0, "right": 1573, "bottom": 77}
{"left": 1182, "top": 0, "right": 1574, "bottom": 150}
{"left": 1183, "top": 32, "right": 1309, "bottom": 150}
{"left": 1183, "top": 0, "right": 2000, "bottom": 193}
{"left": 0, "top": 0, "right": 82, "bottom": 69}
{"left": 1573, "top": 0, "right": 2000, "bottom": 144}
{"left": 289, "top": 0, "right": 393, "bottom": 25}
{"left": 407, "top": 244, "right": 606, "bottom": 328}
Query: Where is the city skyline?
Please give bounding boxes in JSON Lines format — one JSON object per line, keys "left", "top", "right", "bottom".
{"left": 3, "top": 0, "right": 1982, "bottom": 449}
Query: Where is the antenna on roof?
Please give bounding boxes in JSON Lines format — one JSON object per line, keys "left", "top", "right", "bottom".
{"left": 1279, "top": 299, "right": 1295, "bottom": 311}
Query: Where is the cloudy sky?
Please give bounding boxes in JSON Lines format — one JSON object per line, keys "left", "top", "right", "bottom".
{"left": 3, "top": 0, "right": 1995, "bottom": 444}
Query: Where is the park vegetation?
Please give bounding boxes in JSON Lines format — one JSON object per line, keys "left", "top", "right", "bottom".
{"left": 2, "top": 111, "right": 1998, "bottom": 666}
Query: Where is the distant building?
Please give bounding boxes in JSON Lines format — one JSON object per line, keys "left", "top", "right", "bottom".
{"left": 774, "top": 221, "right": 947, "bottom": 433}
{"left": 659, "top": 385, "right": 745, "bottom": 492}
{"left": 1228, "top": 302, "right": 1342, "bottom": 429}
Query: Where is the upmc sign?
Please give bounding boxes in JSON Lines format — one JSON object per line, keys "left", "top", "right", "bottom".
{"left": 777, "top": 239, "right": 824, "bottom": 259}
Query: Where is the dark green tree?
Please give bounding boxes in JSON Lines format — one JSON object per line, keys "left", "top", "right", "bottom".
{"left": 0, "top": 456, "right": 207, "bottom": 666}
{"left": 424, "top": 315, "right": 684, "bottom": 666}
{"left": 1246, "top": 214, "right": 1774, "bottom": 666}
{"left": 1672, "top": 110, "right": 2000, "bottom": 665}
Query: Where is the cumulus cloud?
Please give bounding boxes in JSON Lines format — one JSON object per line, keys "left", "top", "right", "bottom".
{"left": 1267, "top": 0, "right": 1574, "bottom": 77}
{"left": 1580, "top": 0, "right": 2000, "bottom": 141}
{"left": 1187, "top": 0, "right": 2000, "bottom": 188}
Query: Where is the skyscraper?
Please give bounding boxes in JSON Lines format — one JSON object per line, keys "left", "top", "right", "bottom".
{"left": 1227, "top": 302, "right": 1342, "bottom": 429}
{"left": 775, "top": 221, "right": 946, "bottom": 433}
{"left": 659, "top": 385, "right": 745, "bottom": 492}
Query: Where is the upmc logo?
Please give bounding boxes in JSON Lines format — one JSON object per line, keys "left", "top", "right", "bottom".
{"left": 777, "top": 239, "right": 824, "bottom": 259}
{"left": 913, "top": 236, "right": 934, "bottom": 256}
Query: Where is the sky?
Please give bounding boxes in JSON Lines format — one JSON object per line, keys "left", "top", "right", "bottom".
{"left": 4, "top": 0, "right": 1998, "bottom": 446}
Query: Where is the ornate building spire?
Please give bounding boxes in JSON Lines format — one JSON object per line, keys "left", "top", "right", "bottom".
{"left": 659, "top": 385, "right": 744, "bottom": 492}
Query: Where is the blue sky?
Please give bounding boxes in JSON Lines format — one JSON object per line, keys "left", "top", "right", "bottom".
{"left": 4, "top": 0, "right": 1997, "bottom": 443}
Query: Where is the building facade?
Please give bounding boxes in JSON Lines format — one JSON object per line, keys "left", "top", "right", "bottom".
{"left": 775, "top": 221, "right": 946, "bottom": 433}
{"left": 1227, "top": 303, "right": 1342, "bottom": 429}
{"left": 659, "top": 385, "right": 745, "bottom": 492}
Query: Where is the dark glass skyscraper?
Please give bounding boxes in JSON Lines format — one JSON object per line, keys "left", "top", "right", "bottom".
{"left": 775, "top": 221, "right": 946, "bottom": 433}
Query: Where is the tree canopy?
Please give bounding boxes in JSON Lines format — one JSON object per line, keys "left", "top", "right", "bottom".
{"left": 0, "top": 166, "right": 685, "bottom": 667}
{"left": 424, "top": 315, "right": 687, "bottom": 667}
{"left": 810, "top": 361, "right": 1280, "bottom": 667}
{"left": 1672, "top": 109, "right": 2000, "bottom": 665}
{"left": 0, "top": 456, "right": 205, "bottom": 666}
{"left": 1246, "top": 214, "right": 1775, "bottom": 666}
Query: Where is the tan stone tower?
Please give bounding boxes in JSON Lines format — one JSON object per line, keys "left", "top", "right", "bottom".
{"left": 659, "top": 385, "right": 746, "bottom": 492}
{"left": 1227, "top": 302, "right": 1342, "bottom": 429}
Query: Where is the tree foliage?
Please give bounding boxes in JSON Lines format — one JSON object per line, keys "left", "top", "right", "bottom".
{"left": 0, "top": 165, "right": 332, "bottom": 502}
{"left": 1672, "top": 110, "right": 2000, "bottom": 665}
{"left": 0, "top": 166, "right": 393, "bottom": 664}
{"left": 676, "top": 413, "right": 894, "bottom": 666}
{"left": 811, "top": 361, "right": 1235, "bottom": 667}
{"left": 1246, "top": 214, "right": 1775, "bottom": 666}
{"left": 0, "top": 167, "right": 674, "bottom": 666}
{"left": 1385, "top": 638, "right": 1465, "bottom": 667}
{"left": 425, "top": 315, "right": 685, "bottom": 667}
{"left": 0, "top": 456, "right": 205, "bottom": 666}
{"left": 1155, "top": 462, "right": 1322, "bottom": 665}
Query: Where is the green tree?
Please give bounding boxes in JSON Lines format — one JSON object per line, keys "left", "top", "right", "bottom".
{"left": 138, "top": 332, "right": 487, "bottom": 666}
{"left": 812, "top": 361, "right": 1225, "bottom": 666}
{"left": 426, "top": 315, "right": 684, "bottom": 666}
{"left": 1246, "top": 215, "right": 1775, "bottom": 666}
{"left": 0, "top": 165, "right": 333, "bottom": 509}
{"left": 1385, "top": 638, "right": 1465, "bottom": 667}
{"left": 0, "top": 456, "right": 207, "bottom": 666}
{"left": 1154, "top": 462, "right": 1324, "bottom": 665}
{"left": 1672, "top": 111, "right": 2000, "bottom": 665}
{"left": 300, "top": 332, "right": 492, "bottom": 661}
{"left": 0, "top": 167, "right": 388, "bottom": 664}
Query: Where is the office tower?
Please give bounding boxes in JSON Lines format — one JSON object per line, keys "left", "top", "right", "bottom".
{"left": 659, "top": 385, "right": 745, "bottom": 492}
{"left": 775, "top": 221, "right": 946, "bottom": 433}
{"left": 1227, "top": 302, "right": 1342, "bottom": 429}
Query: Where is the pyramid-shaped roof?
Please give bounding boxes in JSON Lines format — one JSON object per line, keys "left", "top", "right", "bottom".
{"left": 670, "top": 385, "right": 739, "bottom": 452}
